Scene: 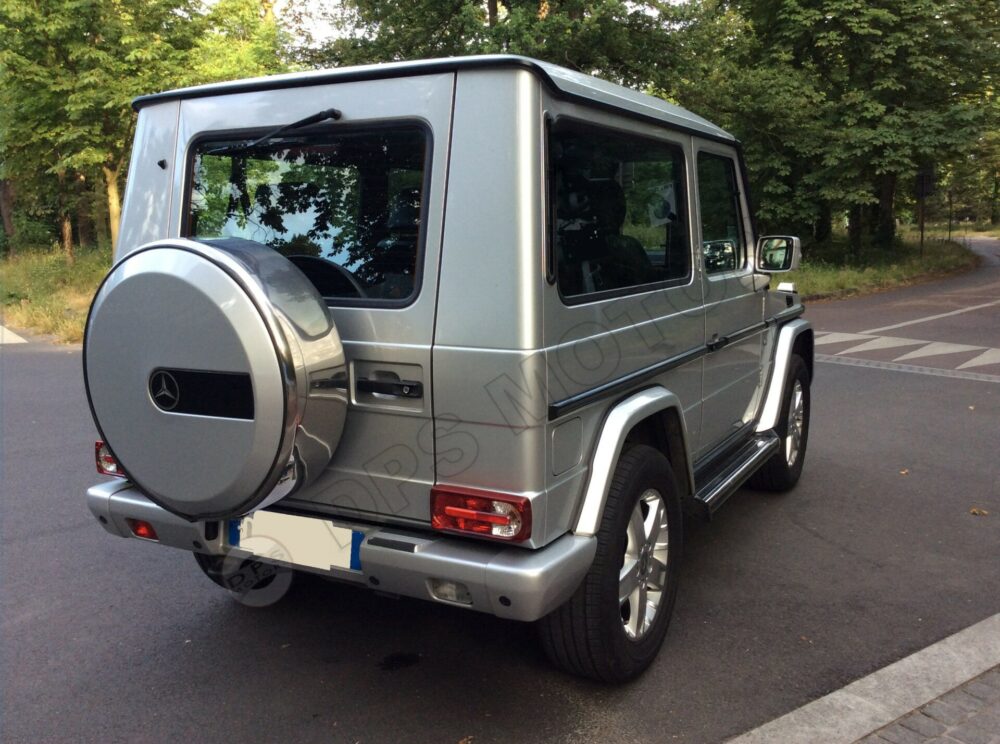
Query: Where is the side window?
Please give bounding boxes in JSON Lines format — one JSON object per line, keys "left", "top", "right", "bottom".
{"left": 551, "top": 121, "right": 690, "bottom": 301}
{"left": 697, "top": 152, "right": 745, "bottom": 274}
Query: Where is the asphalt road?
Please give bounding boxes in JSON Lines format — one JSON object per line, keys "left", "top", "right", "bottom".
{"left": 2, "top": 238, "right": 999, "bottom": 743}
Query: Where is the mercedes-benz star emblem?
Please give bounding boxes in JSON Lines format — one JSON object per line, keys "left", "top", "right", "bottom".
{"left": 150, "top": 370, "right": 180, "bottom": 411}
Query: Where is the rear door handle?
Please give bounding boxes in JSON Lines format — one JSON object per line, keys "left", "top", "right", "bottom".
{"left": 356, "top": 378, "right": 423, "bottom": 399}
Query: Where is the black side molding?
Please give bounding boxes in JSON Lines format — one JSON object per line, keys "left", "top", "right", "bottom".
{"left": 547, "top": 306, "right": 804, "bottom": 421}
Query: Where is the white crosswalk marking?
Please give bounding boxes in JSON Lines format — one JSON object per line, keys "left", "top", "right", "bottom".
{"left": 957, "top": 348, "right": 1000, "bottom": 370}
{"left": 837, "top": 336, "right": 924, "bottom": 355}
{"left": 814, "top": 332, "right": 872, "bottom": 346}
{"left": 0, "top": 325, "right": 27, "bottom": 344}
{"left": 814, "top": 331, "right": 1000, "bottom": 372}
{"left": 893, "top": 341, "right": 985, "bottom": 362}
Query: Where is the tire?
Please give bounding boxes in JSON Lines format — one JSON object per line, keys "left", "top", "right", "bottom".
{"left": 749, "top": 354, "right": 811, "bottom": 492}
{"left": 539, "top": 445, "right": 683, "bottom": 683}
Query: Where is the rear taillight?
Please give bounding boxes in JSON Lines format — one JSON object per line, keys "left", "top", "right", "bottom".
{"left": 95, "top": 440, "right": 125, "bottom": 477}
{"left": 431, "top": 486, "right": 531, "bottom": 542}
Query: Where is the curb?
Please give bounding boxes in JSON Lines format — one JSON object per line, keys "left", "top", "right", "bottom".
{"left": 727, "top": 612, "right": 1000, "bottom": 744}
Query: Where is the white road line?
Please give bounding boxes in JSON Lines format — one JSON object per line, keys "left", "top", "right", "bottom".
{"left": 836, "top": 336, "right": 924, "bottom": 355}
{"left": 0, "top": 325, "right": 27, "bottom": 344}
{"left": 860, "top": 298, "right": 1000, "bottom": 334}
{"left": 817, "top": 354, "right": 1000, "bottom": 383}
{"left": 815, "top": 332, "right": 873, "bottom": 346}
{"left": 893, "top": 341, "right": 985, "bottom": 362}
{"left": 727, "top": 612, "right": 1000, "bottom": 744}
{"left": 957, "top": 348, "right": 1000, "bottom": 370}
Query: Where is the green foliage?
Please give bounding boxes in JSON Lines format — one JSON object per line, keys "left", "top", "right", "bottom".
{"left": 665, "top": 0, "right": 1000, "bottom": 243}
{"left": 307, "top": 1, "right": 678, "bottom": 86}
{"left": 192, "top": 0, "right": 289, "bottom": 82}
{"left": 0, "top": 0, "right": 287, "bottom": 256}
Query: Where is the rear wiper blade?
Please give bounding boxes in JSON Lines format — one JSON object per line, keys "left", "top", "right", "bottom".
{"left": 206, "top": 108, "right": 342, "bottom": 156}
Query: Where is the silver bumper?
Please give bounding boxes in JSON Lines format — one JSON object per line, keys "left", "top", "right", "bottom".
{"left": 87, "top": 481, "right": 596, "bottom": 622}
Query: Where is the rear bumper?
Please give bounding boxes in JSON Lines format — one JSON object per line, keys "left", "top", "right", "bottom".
{"left": 87, "top": 481, "right": 596, "bottom": 622}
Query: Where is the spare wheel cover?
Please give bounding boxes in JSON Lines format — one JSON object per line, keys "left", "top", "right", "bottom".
{"left": 84, "top": 238, "right": 342, "bottom": 521}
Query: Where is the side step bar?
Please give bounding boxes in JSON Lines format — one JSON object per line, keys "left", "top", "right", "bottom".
{"left": 693, "top": 433, "right": 780, "bottom": 515}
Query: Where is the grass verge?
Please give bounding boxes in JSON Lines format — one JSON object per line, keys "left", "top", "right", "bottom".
{"left": 785, "top": 238, "right": 978, "bottom": 300}
{"left": 0, "top": 246, "right": 112, "bottom": 343}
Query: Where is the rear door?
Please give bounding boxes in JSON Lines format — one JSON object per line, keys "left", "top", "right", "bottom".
{"left": 176, "top": 73, "right": 455, "bottom": 525}
{"left": 694, "top": 144, "right": 766, "bottom": 457}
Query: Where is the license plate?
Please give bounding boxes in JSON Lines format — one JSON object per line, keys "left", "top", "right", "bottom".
{"left": 227, "top": 511, "right": 363, "bottom": 572}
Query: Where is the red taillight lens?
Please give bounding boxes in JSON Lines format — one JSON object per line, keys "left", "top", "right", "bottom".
{"left": 431, "top": 486, "right": 531, "bottom": 542}
{"left": 95, "top": 440, "right": 125, "bottom": 477}
{"left": 125, "top": 518, "right": 158, "bottom": 541}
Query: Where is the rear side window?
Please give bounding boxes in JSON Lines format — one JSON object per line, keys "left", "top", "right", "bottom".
{"left": 697, "top": 152, "right": 745, "bottom": 274}
{"left": 551, "top": 121, "right": 690, "bottom": 302}
{"left": 187, "top": 126, "right": 428, "bottom": 304}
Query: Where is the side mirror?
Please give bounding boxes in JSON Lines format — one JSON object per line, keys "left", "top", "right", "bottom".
{"left": 755, "top": 235, "right": 801, "bottom": 273}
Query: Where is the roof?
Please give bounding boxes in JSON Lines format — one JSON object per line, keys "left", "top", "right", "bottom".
{"left": 132, "top": 55, "right": 735, "bottom": 143}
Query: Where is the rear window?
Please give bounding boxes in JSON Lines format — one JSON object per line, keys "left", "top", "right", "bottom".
{"left": 186, "top": 125, "right": 428, "bottom": 304}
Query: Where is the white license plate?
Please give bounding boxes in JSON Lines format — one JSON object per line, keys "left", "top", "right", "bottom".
{"left": 227, "top": 511, "right": 364, "bottom": 572}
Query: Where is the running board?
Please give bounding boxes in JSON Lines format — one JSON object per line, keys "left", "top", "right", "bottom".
{"left": 693, "top": 433, "right": 780, "bottom": 515}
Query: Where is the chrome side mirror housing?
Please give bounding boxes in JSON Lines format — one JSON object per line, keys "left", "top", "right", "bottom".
{"left": 755, "top": 235, "right": 801, "bottom": 273}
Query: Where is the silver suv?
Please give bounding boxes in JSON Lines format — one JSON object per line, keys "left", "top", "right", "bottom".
{"left": 84, "top": 55, "right": 813, "bottom": 682}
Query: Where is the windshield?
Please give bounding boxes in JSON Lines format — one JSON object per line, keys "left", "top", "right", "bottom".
{"left": 186, "top": 126, "right": 428, "bottom": 303}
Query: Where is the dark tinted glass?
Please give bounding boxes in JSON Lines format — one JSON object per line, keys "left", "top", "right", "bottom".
{"left": 551, "top": 122, "right": 690, "bottom": 300}
{"left": 188, "top": 127, "right": 427, "bottom": 302}
{"left": 697, "top": 152, "right": 745, "bottom": 274}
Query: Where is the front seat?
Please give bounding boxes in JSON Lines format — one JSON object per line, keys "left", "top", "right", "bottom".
{"left": 587, "top": 179, "right": 652, "bottom": 288}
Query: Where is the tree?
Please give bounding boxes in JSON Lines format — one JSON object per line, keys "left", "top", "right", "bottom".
{"left": 727, "top": 0, "right": 1000, "bottom": 249}
{"left": 663, "top": 2, "right": 830, "bottom": 237}
{"left": 302, "top": 1, "right": 677, "bottom": 87}
{"left": 0, "top": 0, "right": 285, "bottom": 256}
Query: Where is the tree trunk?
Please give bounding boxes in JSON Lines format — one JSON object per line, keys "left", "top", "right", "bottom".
{"left": 77, "top": 197, "right": 95, "bottom": 248}
{"left": 61, "top": 213, "right": 74, "bottom": 264}
{"left": 874, "top": 173, "right": 896, "bottom": 247}
{"left": 0, "top": 179, "right": 15, "bottom": 235}
{"left": 94, "top": 200, "right": 109, "bottom": 247}
{"left": 57, "top": 170, "right": 75, "bottom": 263}
{"left": 0, "top": 179, "right": 15, "bottom": 254}
{"left": 487, "top": 0, "right": 497, "bottom": 26}
{"left": 814, "top": 202, "right": 832, "bottom": 243}
{"left": 848, "top": 203, "right": 863, "bottom": 259}
{"left": 991, "top": 170, "right": 999, "bottom": 226}
{"left": 103, "top": 165, "right": 121, "bottom": 251}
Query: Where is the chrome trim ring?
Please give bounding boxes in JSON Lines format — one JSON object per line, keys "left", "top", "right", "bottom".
{"left": 785, "top": 379, "right": 804, "bottom": 467}
{"left": 619, "top": 488, "right": 669, "bottom": 640}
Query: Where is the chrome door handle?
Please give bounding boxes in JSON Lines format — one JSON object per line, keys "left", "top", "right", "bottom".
{"left": 356, "top": 378, "right": 423, "bottom": 398}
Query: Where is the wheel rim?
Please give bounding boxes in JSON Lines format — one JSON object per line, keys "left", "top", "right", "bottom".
{"left": 619, "top": 488, "right": 669, "bottom": 640}
{"left": 785, "top": 379, "right": 805, "bottom": 466}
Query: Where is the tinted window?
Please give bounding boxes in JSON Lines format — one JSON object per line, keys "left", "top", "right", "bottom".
{"left": 188, "top": 126, "right": 427, "bottom": 303}
{"left": 551, "top": 122, "right": 690, "bottom": 300}
{"left": 697, "top": 152, "right": 745, "bottom": 274}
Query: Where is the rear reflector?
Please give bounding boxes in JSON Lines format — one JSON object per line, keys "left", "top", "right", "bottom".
{"left": 95, "top": 440, "right": 125, "bottom": 477}
{"left": 431, "top": 486, "right": 531, "bottom": 542}
{"left": 125, "top": 518, "right": 158, "bottom": 541}
{"left": 428, "top": 579, "right": 473, "bottom": 605}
